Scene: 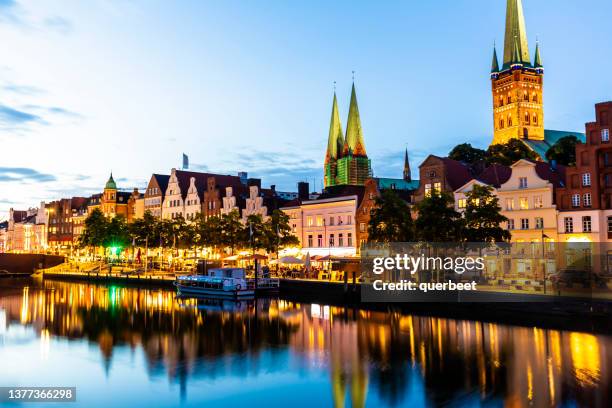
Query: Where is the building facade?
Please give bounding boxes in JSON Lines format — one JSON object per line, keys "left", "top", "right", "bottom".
{"left": 144, "top": 174, "right": 169, "bottom": 218}
{"left": 88, "top": 173, "right": 139, "bottom": 222}
{"left": 415, "top": 155, "right": 472, "bottom": 203}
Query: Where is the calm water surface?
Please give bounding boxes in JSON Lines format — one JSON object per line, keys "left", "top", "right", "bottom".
{"left": 0, "top": 278, "right": 610, "bottom": 407}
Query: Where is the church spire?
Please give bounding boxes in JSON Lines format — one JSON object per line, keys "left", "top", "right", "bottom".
{"left": 502, "top": 0, "right": 531, "bottom": 69}
{"left": 533, "top": 40, "right": 543, "bottom": 68}
{"left": 325, "top": 91, "right": 344, "bottom": 163}
{"left": 344, "top": 82, "right": 366, "bottom": 157}
{"left": 403, "top": 149, "right": 411, "bottom": 182}
{"left": 491, "top": 44, "right": 500, "bottom": 73}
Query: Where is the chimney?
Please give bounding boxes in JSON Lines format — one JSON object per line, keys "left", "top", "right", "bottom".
{"left": 270, "top": 185, "right": 276, "bottom": 194}
{"left": 298, "top": 182, "right": 309, "bottom": 201}
{"left": 247, "top": 178, "right": 261, "bottom": 189}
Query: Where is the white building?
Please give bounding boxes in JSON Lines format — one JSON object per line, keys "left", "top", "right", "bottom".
{"left": 242, "top": 185, "right": 268, "bottom": 222}
{"left": 281, "top": 195, "right": 358, "bottom": 257}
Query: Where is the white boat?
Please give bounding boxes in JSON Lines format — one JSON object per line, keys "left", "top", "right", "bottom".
{"left": 175, "top": 268, "right": 255, "bottom": 298}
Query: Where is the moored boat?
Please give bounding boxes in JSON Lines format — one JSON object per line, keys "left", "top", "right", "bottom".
{"left": 175, "top": 268, "right": 255, "bottom": 298}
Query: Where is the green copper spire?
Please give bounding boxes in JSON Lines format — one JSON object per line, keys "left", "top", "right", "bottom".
{"left": 344, "top": 82, "right": 366, "bottom": 157}
{"left": 491, "top": 45, "right": 500, "bottom": 73}
{"left": 105, "top": 172, "right": 117, "bottom": 190}
{"left": 533, "top": 41, "right": 542, "bottom": 68}
{"left": 502, "top": 0, "right": 531, "bottom": 69}
{"left": 325, "top": 92, "right": 344, "bottom": 163}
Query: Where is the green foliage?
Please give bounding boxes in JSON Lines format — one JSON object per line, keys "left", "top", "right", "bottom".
{"left": 79, "top": 208, "right": 108, "bottom": 249}
{"left": 414, "top": 192, "right": 463, "bottom": 242}
{"left": 129, "top": 211, "right": 159, "bottom": 245}
{"left": 486, "top": 139, "right": 539, "bottom": 165}
{"left": 448, "top": 143, "right": 486, "bottom": 164}
{"left": 545, "top": 135, "right": 579, "bottom": 166}
{"left": 367, "top": 190, "right": 414, "bottom": 243}
{"left": 268, "top": 209, "right": 300, "bottom": 252}
{"left": 220, "top": 211, "right": 246, "bottom": 253}
{"left": 105, "top": 215, "right": 130, "bottom": 249}
{"left": 463, "top": 185, "right": 511, "bottom": 243}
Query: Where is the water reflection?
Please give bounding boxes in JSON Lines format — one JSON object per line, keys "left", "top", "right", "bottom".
{"left": 0, "top": 279, "right": 610, "bottom": 407}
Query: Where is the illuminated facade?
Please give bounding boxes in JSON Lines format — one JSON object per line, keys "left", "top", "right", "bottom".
{"left": 324, "top": 84, "right": 372, "bottom": 188}
{"left": 88, "top": 173, "right": 140, "bottom": 222}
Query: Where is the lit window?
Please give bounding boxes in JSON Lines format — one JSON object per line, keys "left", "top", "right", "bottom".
{"left": 338, "top": 234, "right": 344, "bottom": 247}
{"left": 535, "top": 217, "right": 544, "bottom": 229}
{"left": 564, "top": 217, "right": 574, "bottom": 233}
{"left": 572, "top": 194, "right": 581, "bottom": 207}
{"left": 306, "top": 216, "right": 313, "bottom": 227}
{"left": 359, "top": 222, "right": 366, "bottom": 232}
{"left": 519, "top": 197, "right": 529, "bottom": 210}
{"left": 534, "top": 196, "right": 543, "bottom": 208}
{"left": 521, "top": 218, "right": 529, "bottom": 230}
{"left": 583, "top": 216, "right": 592, "bottom": 233}
{"left": 458, "top": 199, "right": 467, "bottom": 209}
{"left": 506, "top": 198, "right": 515, "bottom": 210}
{"left": 582, "top": 173, "right": 591, "bottom": 186}
{"left": 434, "top": 182, "right": 442, "bottom": 193}
{"left": 425, "top": 183, "right": 432, "bottom": 197}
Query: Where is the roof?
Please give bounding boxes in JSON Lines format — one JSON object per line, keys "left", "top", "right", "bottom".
{"left": 534, "top": 161, "right": 566, "bottom": 188}
{"left": 343, "top": 83, "right": 366, "bottom": 157}
{"left": 71, "top": 197, "right": 89, "bottom": 210}
{"left": 477, "top": 164, "right": 512, "bottom": 187}
{"left": 105, "top": 173, "right": 117, "bottom": 190}
{"left": 441, "top": 158, "right": 473, "bottom": 191}
{"left": 315, "top": 185, "right": 366, "bottom": 206}
{"left": 175, "top": 170, "right": 243, "bottom": 200}
{"left": 0, "top": 221, "right": 7, "bottom": 230}
{"left": 325, "top": 92, "right": 344, "bottom": 162}
{"left": 375, "top": 177, "right": 419, "bottom": 191}
{"left": 152, "top": 174, "right": 170, "bottom": 195}
{"left": 502, "top": 0, "right": 531, "bottom": 69}
{"left": 522, "top": 129, "right": 586, "bottom": 161}
{"left": 11, "top": 210, "right": 28, "bottom": 223}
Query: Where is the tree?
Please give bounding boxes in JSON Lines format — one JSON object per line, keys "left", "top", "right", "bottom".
{"left": 367, "top": 189, "right": 414, "bottom": 243}
{"left": 545, "top": 135, "right": 579, "bottom": 166}
{"left": 219, "top": 211, "right": 245, "bottom": 254}
{"left": 104, "top": 215, "right": 130, "bottom": 251}
{"left": 462, "top": 184, "right": 511, "bottom": 243}
{"left": 414, "top": 192, "right": 463, "bottom": 242}
{"left": 266, "top": 210, "right": 299, "bottom": 254}
{"left": 79, "top": 208, "right": 108, "bottom": 250}
{"left": 129, "top": 211, "right": 159, "bottom": 246}
{"left": 448, "top": 143, "right": 486, "bottom": 164}
{"left": 486, "top": 139, "right": 539, "bottom": 166}
{"left": 244, "top": 214, "right": 268, "bottom": 251}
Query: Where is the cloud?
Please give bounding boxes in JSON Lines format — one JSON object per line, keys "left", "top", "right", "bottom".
{"left": 45, "top": 106, "right": 83, "bottom": 119}
{"left": 0, "top": 167, "right": 56, "bottom": 182}
{"left": 43, "top": 16, "right": 72, "bottom": 34}
{"left": 3, "top": 83, "right": 45, "bottom": 96}
{"left": 0, "top": 104, "right": 43, "bottom": 128}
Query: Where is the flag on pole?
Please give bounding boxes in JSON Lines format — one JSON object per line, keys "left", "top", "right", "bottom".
{"left": 182, "top": 153, "right": 189, "bottom": 170}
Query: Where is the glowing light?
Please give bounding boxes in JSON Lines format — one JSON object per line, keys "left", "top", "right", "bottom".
{"left": 567, "top": 236, "right": 591, "bottom": 243}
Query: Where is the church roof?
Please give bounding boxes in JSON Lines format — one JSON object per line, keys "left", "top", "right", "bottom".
{"left": 375, "top": 178, "right": 419, "bottom": 191}
{"left": 325, "top": 92, "right": 344, "bottom": 163}
{"left": 491, "top": 46, "right": 500, "bottom": 73}
{"left": 344, "top": 83, "right": 367, "bottom": 157}
{"left": 533, "top": 42, "right": 543, "bottom": 68}
{"left": 502, "top": 0, "right": 531, "bottom": 69}
{"left": 521, "top": 129, "right": 586, "bottom": 161}
{"left": 105, "top": 173, "right": 117, "bottom": 190}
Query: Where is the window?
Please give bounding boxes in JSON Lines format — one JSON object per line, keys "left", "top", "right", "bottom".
{"left": 307, "top": 235, "right": 313, "bottom": 247}
{"left": 306, "top": 216, "right": 313, "bottom": 227}
{"left": 602, "top": 129, "right": 610, "bottom": 142}
{"left": 507, "top": 95, "right": 512, "bottom": 104}
{"left": 524, "top": 112, "right": 530, "bottom": 123}
{"left": 329, "top": 234, "right": 335, "bottom": 247}
{"left": 425, "top": 183, "right": 432, "bottom": 197}
{"left": 346, "top": 215, "right": 352, "bottom": 225}
{"left": 347, "top": 233, "right": 353, "bottom": 247}
{"left": 523, "top": 92, "right": 529, "bottom": 101}
{"left": 607, "top": 216, "right": 612, "bottom": 233}
{"left": 508, "top": 116, "right": 513, "bottom": 127}
{"left": 434, "top": 182, "right": 442, "bottom": 193}
{"left": 583, "top": 216, "right": 592, "bottom": 233}
{"left": 519, "top": 177, "right": 528, "bottom": 189}
{"left": 533, "top": 114, "right": 538, "bottom": 125}
{"left": 564, "top": 217, "right": 574, "bottom": 233}
{"left": 338, "top": 233, "right": 344, "bottom": 247}
{"left": 532, "top": 94, "right": 538, "bottom": 103}
{"left": 316, "top": 216, "right": 323, "bottom": 227}
{"left": 329, "top": 217, "right": 334, "bottom": 226}
{"left": 584, "top": 193, "right": 592, "bottom": 207}
{"left": 535, "top": 217, "right": 544, "bottom": 229}
{"left": 534, "top": 195, "right": 543, "bottom": 208}
{"left": 572, "top": 194, "right": 581, "bottom": 207}
{"left": 359, "top": 222, "right": 366, "bottom": 232}
{"left": 507, "top": 219, "right": 515, "bottom": 230}
{"left": 506, "top": 198, "right": 515, "bottom": 210}
{"left": 520, "top": 218, "right": 529, "bottom": 230}
{"left": 582, "top": 173, "right": 591, "bottom": 186}
{"left": 317, "top": 234, "right": 323, "bottom": 247}
{"left": 499, "top": 118, "right": 505, "bottom": 129}
{"left": 519, "top": 197, "right": 529, "bottom": 210}
{"left": 458, "top": 199, "right": 467, "bottom": 209}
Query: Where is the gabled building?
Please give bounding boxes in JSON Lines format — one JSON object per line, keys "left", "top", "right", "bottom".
{"left": 48, "top": 197, "right": 88, "bottom": 252}
{"left": 414, "top": 156, "right": 472, "bottom": 203}
{"left": 489, "top": 0, "right": 584, "bottom": 156}
{"left": 88, "top": 173, "right": 141, "bottom": 222}
{"left": 324, "top": 83, "right": 372, "bottom": 188}
{"left": 144, "top": 174, "right": 170, "bottom": 218}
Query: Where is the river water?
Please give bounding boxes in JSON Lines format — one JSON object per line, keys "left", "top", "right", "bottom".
{"left": 0, "top": 278, "right": 610, "bottom": 407}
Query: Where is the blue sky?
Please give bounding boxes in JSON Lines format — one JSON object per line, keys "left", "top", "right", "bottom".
{"left": 1, "top": 0, "right": 611, "bottom": 220}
